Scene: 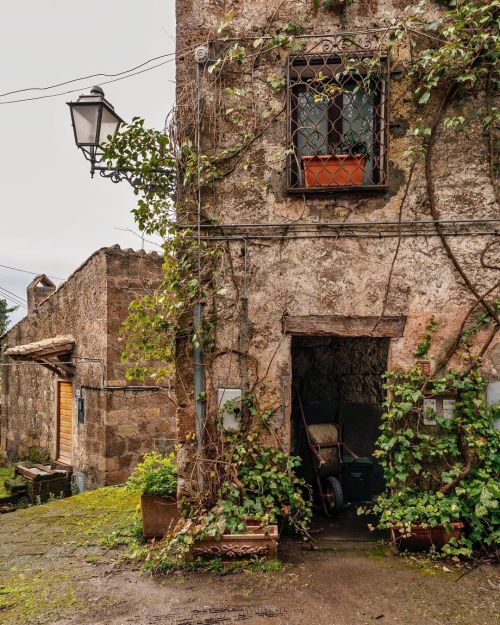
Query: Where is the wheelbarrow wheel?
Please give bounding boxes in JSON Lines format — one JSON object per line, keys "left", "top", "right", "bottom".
{"left": 324, "top": 476, "right": 344, "bottom": 513}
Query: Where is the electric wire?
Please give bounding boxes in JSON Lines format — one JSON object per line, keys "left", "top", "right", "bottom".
{"left": 0, "top": 291, "right": 27, "bottom": 308}
{"left": 0, "top": 285, "right": 27, "bottom": 303}
{"left": 0, "top": 263, "right": 64, "bottom": 281}
{"left": 0, "top": 52, "right": 178, "bottom": 98}
{"left": 0, "top": 60, "right": 174, "bottom": 105}
{"left": 0, "top": 43, "right": 200, "bottom": 106}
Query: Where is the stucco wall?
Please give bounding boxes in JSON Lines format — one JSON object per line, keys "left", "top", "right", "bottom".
{"left": 175, "top": 0, "right": 500, "bottom": 459}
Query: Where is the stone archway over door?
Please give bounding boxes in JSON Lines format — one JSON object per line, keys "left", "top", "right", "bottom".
{"left": 57, "top": 381, "right": 73, "bottom": 465}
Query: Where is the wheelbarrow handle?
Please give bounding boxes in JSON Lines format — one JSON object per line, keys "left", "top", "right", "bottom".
{"left": 309, "top": 445, "right": 325, "bottom": 467}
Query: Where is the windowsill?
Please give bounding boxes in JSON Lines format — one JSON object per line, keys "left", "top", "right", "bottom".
{"left": 287, "top": 185, "right": 389, "bottom": 195}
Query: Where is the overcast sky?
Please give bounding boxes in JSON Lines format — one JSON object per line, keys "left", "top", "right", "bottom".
{"left": 0, "top": 1, "right": 176, "bottom": 325}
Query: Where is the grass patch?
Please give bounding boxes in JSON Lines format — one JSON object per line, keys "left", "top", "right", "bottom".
{"left": 0, "top": 569, "right": 79, "bottom": 624}
{"left": 143, "top": 555, "right": 284, "bottom": 576}
{"left": 0, "top": 486, "right": 140, "bottom": 625}
{"left": 0, "top": 466, "right": 14, "bottom": 498}
{"left": 368, "top": 541, "right": 392, "bottom": 560}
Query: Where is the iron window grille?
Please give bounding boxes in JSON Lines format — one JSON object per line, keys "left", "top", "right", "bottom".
{"left": 287, "top": 46, "right": 389, "bottom": 193}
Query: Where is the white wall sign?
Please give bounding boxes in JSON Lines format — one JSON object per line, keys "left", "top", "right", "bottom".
{"left": 218, "top": 388, "right": 242, "bottom": 431}
{"left": 423, "top": 398, "right": 437, "bottom": 425}
{"left": 486, "top": 381, "right": 500, "bottom": 430}
{"left": 442, "top": 398, "right": 456, "bottom": 420}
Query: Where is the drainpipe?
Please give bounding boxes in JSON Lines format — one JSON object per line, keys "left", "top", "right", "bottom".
{"left": 193, "top": 303, "right": 205, "bottom": 490}
{"left": 193, "top": 46, "right": 209, "bottom": 491}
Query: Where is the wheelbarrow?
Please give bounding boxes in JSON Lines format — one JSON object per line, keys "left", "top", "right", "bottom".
{"left": 297, "top": 394, "right": 356, "bottom": 516}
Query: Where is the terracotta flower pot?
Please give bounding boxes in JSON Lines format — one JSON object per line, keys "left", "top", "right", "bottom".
{"left": 186, "top": 521, "right": 278, "bottom": 562}
{"left": 391, "top": 521, "right": 464, "bottom": 552}
{"left": 302, "top": 154, "right": 366, "bottom": 188}
{"left": 141, "top": 494, "right": 180, "bottom": 538}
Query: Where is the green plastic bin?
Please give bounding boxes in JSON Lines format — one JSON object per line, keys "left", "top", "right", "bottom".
{"left": 342, "top": 455, "right": 374, "bottom": 502}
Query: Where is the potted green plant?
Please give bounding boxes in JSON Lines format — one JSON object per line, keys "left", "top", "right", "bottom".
{"left": 303, "top": 132, "right": 368, "bottom": 188}
{"left": 127, "top": 451, "right": 179, "bottom": 538}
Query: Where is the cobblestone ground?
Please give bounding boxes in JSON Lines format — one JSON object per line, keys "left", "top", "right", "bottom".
{"left": 0, "top": 488, "right": 498, "bottom": 625}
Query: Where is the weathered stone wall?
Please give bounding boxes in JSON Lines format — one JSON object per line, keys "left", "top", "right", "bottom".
{"left": 175, "top": 0, "right": 500, "bottom": 457}
{"left": 1, "top": 247, "right": 178, "bottom": 488}
{"left": 103, "top": 247, "right": 177, "bottom": 485}
{"left": 0, "top": 250, "right": 108, "bottom": 466}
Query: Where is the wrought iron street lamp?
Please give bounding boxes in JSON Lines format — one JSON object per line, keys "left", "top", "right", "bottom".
{"left": 68, "top": 86, "right": 172, "bottom": 189}
{"left": 67, "top": 86, "right": 124, "bottom": 179}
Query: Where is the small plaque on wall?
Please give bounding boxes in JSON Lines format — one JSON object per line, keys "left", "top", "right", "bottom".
{"left": 442, "top": 398, "right": 456, "bottom": 420}
{"left": 423, "top": 398, "right": 437, "bottom": 425}
{"left": 218, "top": 388, "right": 242, "bottom": 430}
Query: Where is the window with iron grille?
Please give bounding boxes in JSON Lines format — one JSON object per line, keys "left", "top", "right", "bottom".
{"left": 287, "top": 52, "right": 389, "bottom": 192}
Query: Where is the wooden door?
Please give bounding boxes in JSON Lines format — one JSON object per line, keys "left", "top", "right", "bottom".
{"left": 57, "top": 381, "right": 73, "bottom": 464}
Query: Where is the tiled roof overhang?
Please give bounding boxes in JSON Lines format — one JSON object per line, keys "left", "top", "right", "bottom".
{"left": 3, "top": 335, "right": 75, "bottom": 378}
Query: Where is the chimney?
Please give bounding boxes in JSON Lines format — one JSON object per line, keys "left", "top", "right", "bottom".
{"left": 27, "top": 275, "right": 56, "bottom": 313}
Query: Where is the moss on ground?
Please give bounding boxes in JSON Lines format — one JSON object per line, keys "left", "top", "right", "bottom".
{"left": 0, "top": 486, "right": 139, "bottom": 625}
{"left": 0, "top": 466, "right": 14, "bottom": 498}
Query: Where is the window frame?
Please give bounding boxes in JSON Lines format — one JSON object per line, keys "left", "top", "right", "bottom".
{"left": 286, "top": 52, "right": 390, "bottom": 194}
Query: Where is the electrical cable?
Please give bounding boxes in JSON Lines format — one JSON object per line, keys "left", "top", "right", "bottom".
{"left": 0, "top": 52, "right": 178, "bottom": 98}
{"left": 0, "top": 60, "right": 174, "bottom": 105}
{"left": 0, "top": 285, "right": 27, "bottom": 303}
{"left": 0, "top": 263, "right": 64, "bottom": 281}
{"left": 0, "top": 291, "right": 27, "bottom": 308}
{"left": 0, "top": 289, "right": 26, "bottom": 305}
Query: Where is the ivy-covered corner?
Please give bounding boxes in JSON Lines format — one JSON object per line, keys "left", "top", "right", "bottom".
{"left": 361, "top": 362, "right": 499, "bottom": 557}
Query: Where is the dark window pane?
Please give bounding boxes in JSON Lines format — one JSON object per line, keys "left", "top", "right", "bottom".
{"left": 296, "top": 90, "right": 329, "bottom": 157}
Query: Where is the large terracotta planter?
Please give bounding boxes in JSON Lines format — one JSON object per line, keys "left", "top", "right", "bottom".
{"left": 186, "top": 521, "right": 278, "bottom": 562}
{"left": 303, "top": 154, "right": 366, "bottom": 188}
{"left": 141, "top": 494, "right": 180, "bottom": 538}
{"left": 391, "top": 521, "right": 464, "bottom": 552}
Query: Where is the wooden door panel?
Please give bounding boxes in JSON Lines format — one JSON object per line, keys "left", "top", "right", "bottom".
{"left": 57, "top": 381, "right": 73, "bottom": 464}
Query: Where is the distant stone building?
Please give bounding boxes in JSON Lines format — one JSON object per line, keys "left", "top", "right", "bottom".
{"left": 0, "top": 246, "right": 176, "bottom": 489}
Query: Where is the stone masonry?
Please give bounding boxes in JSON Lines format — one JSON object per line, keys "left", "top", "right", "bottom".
{"left": 0, "top": 246, "right": 177, "bottom": 488}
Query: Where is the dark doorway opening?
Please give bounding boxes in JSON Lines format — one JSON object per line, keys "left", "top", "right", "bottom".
{"left": 291, "top": 336, "right": 389, "bottom": 539}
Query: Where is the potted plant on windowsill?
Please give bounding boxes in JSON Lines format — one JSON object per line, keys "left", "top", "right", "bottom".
{"left": 302, "top": 133, "right": 368, "bottom": 188}
{"left": 127, "top": 451, "right": 179, "bottom": 538}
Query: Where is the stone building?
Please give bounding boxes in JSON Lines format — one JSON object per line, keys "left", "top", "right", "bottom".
{"left": 173, "top": 2, "right": 499, "bottom": 495}
{"left": 0, "top": 246, "right": 176, "bottom": 489}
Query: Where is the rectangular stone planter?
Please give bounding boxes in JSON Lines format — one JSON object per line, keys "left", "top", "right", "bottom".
{"left": 141, "top": 494, "right": 180, "bottom": 538}
{"left": 391, "top": 521, "right": 464, "bottom": 552}
{"left": 186, "top": 522, "right": 279, "bottom": 562}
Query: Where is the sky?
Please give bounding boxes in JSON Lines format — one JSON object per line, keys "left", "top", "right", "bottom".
{"left": 0, "top": 1, "right": 176, "bottom": 325}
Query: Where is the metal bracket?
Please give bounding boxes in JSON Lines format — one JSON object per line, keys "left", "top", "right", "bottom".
{"left": 194, "top": 45, "right": 209, "bottom": 64}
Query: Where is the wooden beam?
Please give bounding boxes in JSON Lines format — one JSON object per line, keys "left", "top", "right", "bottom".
{"left": 36, "top": 359, "right": 74, "bottom": 378}
{"left": 283, "top": 315, "right": 406, "bottom": 338}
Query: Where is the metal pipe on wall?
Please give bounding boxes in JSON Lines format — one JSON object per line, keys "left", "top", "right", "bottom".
{"left": 193, "top": 303, "right": 205, "bottom": 490}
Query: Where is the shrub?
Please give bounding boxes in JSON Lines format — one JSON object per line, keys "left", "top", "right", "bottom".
{"left": 127, "top": 452, "right": 177, "bottom": 498}
{"left": 364, "top": 365, "right": 500, "bottom": 556}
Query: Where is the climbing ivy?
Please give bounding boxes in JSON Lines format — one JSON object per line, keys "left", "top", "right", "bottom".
{"left": 145, "top": 398, "right": 312, "bottom": 566}
{"left": 362, "top": 329, "right": 500, "bottom": 556}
